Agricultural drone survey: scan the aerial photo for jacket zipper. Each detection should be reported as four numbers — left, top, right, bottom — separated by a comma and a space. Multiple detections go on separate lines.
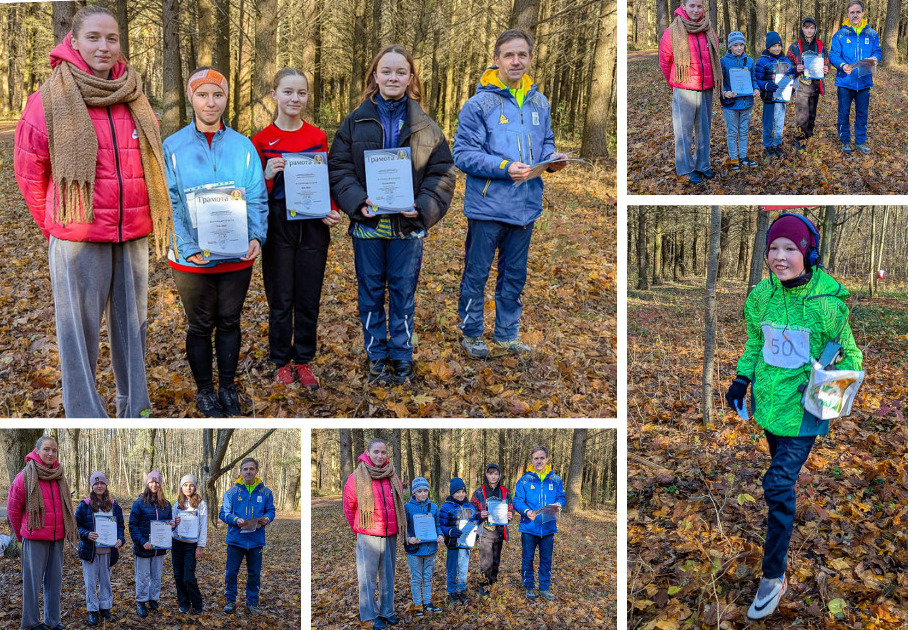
378, 480, 388, 536
697, 33, 705, 90
107, 108, 125, 242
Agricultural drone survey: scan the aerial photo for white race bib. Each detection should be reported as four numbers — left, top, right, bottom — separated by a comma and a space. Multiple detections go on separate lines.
761, 324, 810, 369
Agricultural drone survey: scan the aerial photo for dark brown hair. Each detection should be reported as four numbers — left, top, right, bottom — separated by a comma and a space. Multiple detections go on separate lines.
359, 45, 423, 105
90, 488, 113, 513
494, 29, 534, 57
72, 6, 118, 38
141, 485, 169, 509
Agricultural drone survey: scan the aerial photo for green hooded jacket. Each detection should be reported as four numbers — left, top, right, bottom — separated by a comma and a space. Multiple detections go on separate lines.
736, 268, 863, 437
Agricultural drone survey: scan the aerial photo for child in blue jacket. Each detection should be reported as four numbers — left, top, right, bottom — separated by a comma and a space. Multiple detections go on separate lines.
438, 477, 478, 605
828, 1, 882, 153
755, 32, 795, 159
128, 470, 174, 619
76, 471, 125, 627
720, 31, 760, 170
403, 477, 443, 616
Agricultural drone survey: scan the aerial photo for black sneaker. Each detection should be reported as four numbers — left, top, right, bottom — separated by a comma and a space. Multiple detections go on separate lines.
136, 602, 148, 618
478, 586, 490, 597
368, 358, 391, 384
147, 600, 159, 611
223, 602, 236, 614
424, 604, 442, 613
763, 147, 775, 159
699, 168, 716, 179
87, 612, 99, 627
191, 608, 202, 615
195, 389, 224, 418
98, 610, 112, 620
179, 605, 189, 613
794, 139, 806, 151
218, 384, 242, 416
382, 614, 399, 625
447, 593, 459, 605
391, 360, 414, 383
245, 606, 259, 616
741, 158, 758, 167
458, 591, 471, 603
412, 605, 424, 617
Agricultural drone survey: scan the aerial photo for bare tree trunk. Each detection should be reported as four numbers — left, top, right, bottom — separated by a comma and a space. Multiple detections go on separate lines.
161, 0, 185, 137
656, 0, 670, 34
196, 0, 214, 66
353, 429, 365, 459
881, 0, 901, 67
139, 429, 157, 474
405, 430, 415, 485
874, 205, 890, 294
214, 0, 230, 74
392, 429, 402, 480
200, 429, 276, 525
252, 0, 277, 133
510, 0, 540, 36
867, 207, 877, 297
115, 0, 129, 61
339, 429, 354, 486
564, 429, 586, 514
438, 430, 452, 502
748, 209, 770, 293
702, 206, 722, 425
820, 206, 836, 269
581, 0, 616, 159
636, 208, 650, 289
652, 218, 663, 285
419, 429, 430, 479
0, 429, 44, 486
709, 0, 718, 32
52, 2, 80, 44
66, 429, 81, 497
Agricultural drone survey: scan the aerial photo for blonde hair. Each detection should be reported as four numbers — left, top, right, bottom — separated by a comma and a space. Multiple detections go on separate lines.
272, 67, 309, 91
72, 6, 118, 37
360, 45, 423, 105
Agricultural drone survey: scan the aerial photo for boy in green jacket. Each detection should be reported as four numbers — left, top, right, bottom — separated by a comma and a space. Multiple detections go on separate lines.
726, 214, 862, 620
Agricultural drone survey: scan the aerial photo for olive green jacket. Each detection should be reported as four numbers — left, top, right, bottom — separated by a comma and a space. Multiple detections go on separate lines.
736, 269, 863, 437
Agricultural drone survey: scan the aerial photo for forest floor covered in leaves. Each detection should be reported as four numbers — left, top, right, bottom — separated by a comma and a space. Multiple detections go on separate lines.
627, 278, 908, 628
626, 51, 908, 195
0, 134, 616, 418
0, 502, 301, 628
310, 496, 617, 629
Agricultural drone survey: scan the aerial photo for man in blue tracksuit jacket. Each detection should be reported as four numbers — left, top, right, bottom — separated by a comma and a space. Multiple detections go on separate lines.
453, 29, 567, 360
219, 457, 275, 614
513, 445, 566, 601
828, 1, 882, 154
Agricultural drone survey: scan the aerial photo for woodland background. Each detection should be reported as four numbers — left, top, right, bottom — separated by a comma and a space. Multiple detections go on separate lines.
0, 0, 617, 418
0, 428, 301, 628
628, 207, 908, 627
626, 1, 908, 194
311, 428, 617, 629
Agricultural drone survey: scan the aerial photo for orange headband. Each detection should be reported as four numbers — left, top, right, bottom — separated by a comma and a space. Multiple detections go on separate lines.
186, 68, 229, 100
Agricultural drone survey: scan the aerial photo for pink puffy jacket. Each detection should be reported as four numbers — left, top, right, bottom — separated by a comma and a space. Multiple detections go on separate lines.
7, 451, 68, 543
342, 453, 399, 537
14, 34, 153, 243
659, 6, 715, 91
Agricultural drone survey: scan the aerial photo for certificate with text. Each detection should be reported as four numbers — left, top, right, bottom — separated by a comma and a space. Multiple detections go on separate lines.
412, 513, 436, 542
728, 68, 752, 96
94, 515, 117, 548
364, 148, 414, 214
486, 498, 508, 526
149, 520, 172, 550
194, 186, 249, 259
175, 509, 199, 542
803, 53, 824, 79
456, 519, 478, 548
283, 152, 331, 219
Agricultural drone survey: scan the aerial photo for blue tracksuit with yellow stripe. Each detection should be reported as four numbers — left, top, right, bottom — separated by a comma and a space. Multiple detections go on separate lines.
513, 464, 566, 591
219, 476, 275, 607
454, 68, 558, 343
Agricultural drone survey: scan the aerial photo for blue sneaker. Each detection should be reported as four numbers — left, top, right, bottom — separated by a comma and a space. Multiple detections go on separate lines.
687, 171, 702, 184
699, 168, 716, 179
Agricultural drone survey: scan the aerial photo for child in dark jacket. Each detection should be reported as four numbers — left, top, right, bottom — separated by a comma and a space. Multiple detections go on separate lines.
786, 17, 829, 150
470, 463, 513, 597
720, 31, 760, 170
438, 477, 478, 605
403, 477, 443, 616
128, 470, 175, 619
75, 471, 125, 627
755, 32, 795, 158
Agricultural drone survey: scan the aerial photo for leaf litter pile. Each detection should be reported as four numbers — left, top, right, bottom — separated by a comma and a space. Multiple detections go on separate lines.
310, 497, 617, 628
628, 280, 908, 628
0, 504, 301, 629
0, 138, 615, 418
626, 52, 908, 195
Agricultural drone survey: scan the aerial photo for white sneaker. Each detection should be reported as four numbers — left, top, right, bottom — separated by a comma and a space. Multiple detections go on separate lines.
747, 576, 787, 620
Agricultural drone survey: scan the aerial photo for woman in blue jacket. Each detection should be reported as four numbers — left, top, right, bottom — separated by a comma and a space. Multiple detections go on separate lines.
403, 477, 443, 616
328, 44, 455, 385
128, 470, 174, 619
828, 0, 882, 154
75, 471, 125, 627
513, 446, 566, 601
162, 67, 268, 417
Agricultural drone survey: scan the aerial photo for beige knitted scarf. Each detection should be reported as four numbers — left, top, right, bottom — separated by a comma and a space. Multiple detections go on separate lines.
669, 11, 723, 90
353, 458, 407, 535
23, 456, 78, 546
40, 60, 174, 257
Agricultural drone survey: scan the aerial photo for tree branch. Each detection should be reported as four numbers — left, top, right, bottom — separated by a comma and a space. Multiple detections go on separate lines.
213, 429, 277, 479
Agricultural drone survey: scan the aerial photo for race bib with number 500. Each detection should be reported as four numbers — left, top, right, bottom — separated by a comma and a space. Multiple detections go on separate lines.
761, 324, 810, 369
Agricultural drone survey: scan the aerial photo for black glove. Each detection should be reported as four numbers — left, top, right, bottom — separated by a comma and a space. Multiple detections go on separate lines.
725, 375, 751, 409
764, 82, 779, 93
448, 528, 462, 539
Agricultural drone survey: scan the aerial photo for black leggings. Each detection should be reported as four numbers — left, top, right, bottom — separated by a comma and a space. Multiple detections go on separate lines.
172, 266, 253, 391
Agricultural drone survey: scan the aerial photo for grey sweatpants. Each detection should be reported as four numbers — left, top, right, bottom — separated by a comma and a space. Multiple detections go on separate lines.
82, 552, 113, 611
356, 533, 397, 622
48, 237, 151, 418
134, 555, 164, 602
671, 87, 713, 175
21, 538, 64, 629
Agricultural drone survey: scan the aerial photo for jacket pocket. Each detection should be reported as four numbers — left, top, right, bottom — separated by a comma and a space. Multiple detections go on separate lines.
481, 179, 492, 197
